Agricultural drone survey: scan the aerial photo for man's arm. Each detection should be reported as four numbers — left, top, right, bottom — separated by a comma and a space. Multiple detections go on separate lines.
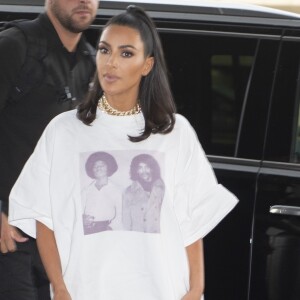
0, 212, 28, 253
182, 239, 205, 300
36, 221, 71, 300
0, 29, 26, 112
0, 29, 27, 252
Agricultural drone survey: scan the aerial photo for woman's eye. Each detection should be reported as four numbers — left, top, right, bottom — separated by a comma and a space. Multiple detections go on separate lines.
122, 51, 133, 58
98, 47, 109, 54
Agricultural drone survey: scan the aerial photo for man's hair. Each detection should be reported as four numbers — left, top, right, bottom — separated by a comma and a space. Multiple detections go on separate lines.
85, 151, 118, 178
129, 154, 161, 182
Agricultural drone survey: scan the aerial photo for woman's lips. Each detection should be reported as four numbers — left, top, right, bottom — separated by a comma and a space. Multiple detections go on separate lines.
104, 74, 119, 83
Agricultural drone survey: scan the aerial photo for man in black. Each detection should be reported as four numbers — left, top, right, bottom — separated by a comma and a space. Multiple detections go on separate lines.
0, 0, 98, 299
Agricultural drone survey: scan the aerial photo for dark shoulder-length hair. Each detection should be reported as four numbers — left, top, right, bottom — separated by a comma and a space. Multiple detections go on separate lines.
77, 5, 176, 142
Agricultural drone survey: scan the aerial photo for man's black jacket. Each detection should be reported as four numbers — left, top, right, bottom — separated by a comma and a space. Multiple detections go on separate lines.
0, 13, 96, 214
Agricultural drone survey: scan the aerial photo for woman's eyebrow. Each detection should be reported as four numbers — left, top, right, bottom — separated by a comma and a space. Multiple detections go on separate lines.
99, 41, 137, 50
98, 40, 110, 46
119, 45, 137, 50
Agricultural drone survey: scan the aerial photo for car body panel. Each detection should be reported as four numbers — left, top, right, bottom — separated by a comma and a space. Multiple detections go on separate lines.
1, 1, 300, 300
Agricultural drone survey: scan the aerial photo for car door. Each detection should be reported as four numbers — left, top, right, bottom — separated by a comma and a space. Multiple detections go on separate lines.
159, 23, 281, 300
250, 35, 300, 300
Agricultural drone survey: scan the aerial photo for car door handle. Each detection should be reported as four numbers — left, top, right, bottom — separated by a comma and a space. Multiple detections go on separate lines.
269, 205, 300, 216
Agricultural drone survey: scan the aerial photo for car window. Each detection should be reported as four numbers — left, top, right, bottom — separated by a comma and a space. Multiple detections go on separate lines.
210, 54, 253, 156
161, 32, 256, 157
295, 107, 300, 161
263, 40, 300, 163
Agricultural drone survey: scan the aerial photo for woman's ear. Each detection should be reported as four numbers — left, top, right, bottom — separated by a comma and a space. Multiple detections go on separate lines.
142, 57, 154, 76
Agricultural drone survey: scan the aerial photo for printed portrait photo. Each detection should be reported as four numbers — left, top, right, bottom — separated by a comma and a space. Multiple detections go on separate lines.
80, 151, 165, 235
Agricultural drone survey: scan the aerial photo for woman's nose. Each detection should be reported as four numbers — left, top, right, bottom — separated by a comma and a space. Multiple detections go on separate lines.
106, 54, 118, 68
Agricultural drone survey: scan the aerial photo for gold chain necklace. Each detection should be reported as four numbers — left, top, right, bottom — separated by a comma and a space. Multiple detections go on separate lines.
97, 94, 141, 116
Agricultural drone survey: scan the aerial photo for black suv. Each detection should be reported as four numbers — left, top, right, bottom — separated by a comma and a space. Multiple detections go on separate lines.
1, 1, 300, 300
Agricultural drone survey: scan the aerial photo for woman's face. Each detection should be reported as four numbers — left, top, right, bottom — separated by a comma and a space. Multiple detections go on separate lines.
96, 25, 153, 101
93, 160, 108, 179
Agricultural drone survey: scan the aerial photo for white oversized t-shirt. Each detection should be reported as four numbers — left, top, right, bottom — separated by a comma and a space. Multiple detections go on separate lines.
9, 109, 238, 300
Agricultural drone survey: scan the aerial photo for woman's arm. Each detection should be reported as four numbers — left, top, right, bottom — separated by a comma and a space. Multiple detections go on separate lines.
182, 239, 205, 300
36, 221, 71, 300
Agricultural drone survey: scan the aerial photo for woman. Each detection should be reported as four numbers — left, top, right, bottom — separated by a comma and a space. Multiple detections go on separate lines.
9, 6, 238, 300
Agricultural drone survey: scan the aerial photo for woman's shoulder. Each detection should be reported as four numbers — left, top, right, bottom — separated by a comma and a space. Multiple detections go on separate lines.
170, 113, 201, 146
174, 113, 194, 131
49, 109, 80, 127
42, 109, 82, 138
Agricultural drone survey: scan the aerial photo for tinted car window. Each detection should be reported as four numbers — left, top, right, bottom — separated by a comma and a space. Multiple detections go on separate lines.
161, 32, 279, 159
162, 33, 256, 156
263, 40, 300, 162
210, 54, 253, 152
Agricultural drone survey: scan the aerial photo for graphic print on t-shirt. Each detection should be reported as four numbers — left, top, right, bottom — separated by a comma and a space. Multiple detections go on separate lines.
80, 150, 165, 235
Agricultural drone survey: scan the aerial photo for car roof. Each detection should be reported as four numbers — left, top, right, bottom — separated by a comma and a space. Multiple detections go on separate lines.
0, 0, 300, 19
105, 0, 300, 17
1, 0, 300, 28
99, 0, 300, 19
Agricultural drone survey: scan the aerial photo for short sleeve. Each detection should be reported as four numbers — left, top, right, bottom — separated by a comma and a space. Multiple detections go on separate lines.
173, 116, 238, 246
8, 121, 55, 238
